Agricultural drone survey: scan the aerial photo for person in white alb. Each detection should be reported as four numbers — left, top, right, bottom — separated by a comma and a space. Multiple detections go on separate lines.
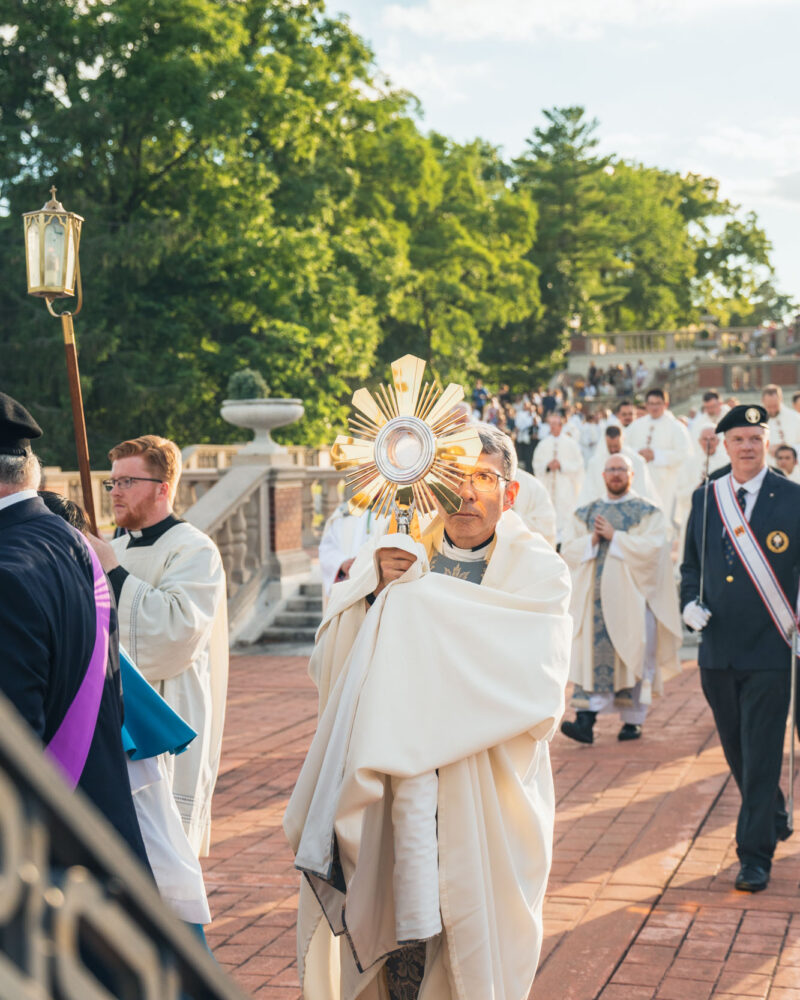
559, 454, 681, 744
577, 426, 661, 509
512, 468, 557, 546
88, 435, 228, 857
319, 501, 389, 599
689, 391, 729, 445
775, 444, 800, 484
762, 384, 800, 464
533, 411, 584, 545
624, 388, 692, 533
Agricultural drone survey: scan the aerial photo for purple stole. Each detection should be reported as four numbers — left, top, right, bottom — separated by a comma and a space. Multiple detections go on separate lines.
45, 537, 111, 788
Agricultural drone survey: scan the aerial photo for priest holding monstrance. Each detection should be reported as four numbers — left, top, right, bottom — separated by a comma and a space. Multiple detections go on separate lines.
284, 356, 572, 1000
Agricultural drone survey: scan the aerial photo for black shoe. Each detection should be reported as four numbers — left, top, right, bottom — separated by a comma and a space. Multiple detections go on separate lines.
560, 711, 596, 745
734, 864, 769, 892
618, 723, 642, 741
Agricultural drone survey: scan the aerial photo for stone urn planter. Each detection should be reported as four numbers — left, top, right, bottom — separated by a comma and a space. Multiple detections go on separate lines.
220, 398, 304, 455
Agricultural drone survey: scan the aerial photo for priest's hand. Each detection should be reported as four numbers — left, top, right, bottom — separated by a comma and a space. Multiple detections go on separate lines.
373, 547, 418, 597
639, 447, 655, 462
682, 600, 711, 631
547, 459, 561, 471
594, 515, 615, 540
86, 533, 120, 573
336, 558, 355, 582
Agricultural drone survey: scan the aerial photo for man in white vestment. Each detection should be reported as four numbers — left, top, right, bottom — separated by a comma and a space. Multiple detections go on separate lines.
533, 411, 584, 546
284, 425, 572, 1000
775, 445, 800, 484
559, 455, 682, 744
689, 391, 729, 444
762, 385, 800, 463
512, 467, 557, 546
319, 501, 389, 597
577, 426, 661, 508
88, 435, 228, 857
625, 388, 692, 532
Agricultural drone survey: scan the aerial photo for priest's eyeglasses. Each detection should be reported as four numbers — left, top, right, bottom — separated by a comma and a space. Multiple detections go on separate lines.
462, 471, 507, 493
102, 476, 165, 492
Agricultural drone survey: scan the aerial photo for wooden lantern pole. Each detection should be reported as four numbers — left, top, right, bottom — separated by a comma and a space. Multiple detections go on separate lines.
46, 266, 98, 535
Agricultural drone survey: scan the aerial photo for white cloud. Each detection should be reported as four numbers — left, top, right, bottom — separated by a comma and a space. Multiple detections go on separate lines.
379, 43, 490, 104
383, 0, 793, 43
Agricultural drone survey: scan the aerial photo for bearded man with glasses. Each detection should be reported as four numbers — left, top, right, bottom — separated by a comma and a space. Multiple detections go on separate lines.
88, 434, 228, 858
285, 424, 572, 1000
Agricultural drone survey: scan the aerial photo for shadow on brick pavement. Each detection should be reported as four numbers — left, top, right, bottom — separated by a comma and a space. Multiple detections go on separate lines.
202, 652, 800, 1000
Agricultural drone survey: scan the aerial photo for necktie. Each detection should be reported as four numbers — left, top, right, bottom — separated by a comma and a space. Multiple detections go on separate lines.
723, 487, 748, 567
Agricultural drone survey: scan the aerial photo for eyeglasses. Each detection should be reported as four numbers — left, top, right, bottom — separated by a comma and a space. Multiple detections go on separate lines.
462, 471, 508, 493
102, 476, 164, 492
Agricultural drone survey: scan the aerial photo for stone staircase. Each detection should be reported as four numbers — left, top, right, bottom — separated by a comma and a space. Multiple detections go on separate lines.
256, 581, 323, 645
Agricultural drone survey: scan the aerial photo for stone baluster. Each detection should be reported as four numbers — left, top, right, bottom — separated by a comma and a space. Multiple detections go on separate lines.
215, 518, 235, 598
244, 492, 260, 575
301, 474, 317, 547
230, 506, 248, 585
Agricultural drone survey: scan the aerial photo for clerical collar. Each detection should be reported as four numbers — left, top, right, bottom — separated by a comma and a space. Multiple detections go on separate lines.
126, 513, 183, 547
441, 529, 494, 562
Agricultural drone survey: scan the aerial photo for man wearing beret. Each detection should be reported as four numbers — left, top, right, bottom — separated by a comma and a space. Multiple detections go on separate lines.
681, 404, 800, 892
0, 391, 150, 870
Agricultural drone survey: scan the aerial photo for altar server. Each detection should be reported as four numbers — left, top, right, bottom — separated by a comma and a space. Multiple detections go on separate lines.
762, 384, 800, 463
625, 388, 692, 530
560, 455, 681, 744
285, 424, 571, 1000
533, 411, 584, 545
88, 435, 228, 857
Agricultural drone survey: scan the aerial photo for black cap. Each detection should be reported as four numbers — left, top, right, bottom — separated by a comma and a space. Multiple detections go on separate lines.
0, 392, 43, 456
715, 404, 768, 435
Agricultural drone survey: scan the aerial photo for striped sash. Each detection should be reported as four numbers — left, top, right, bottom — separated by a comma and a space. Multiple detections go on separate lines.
713, 475, 797, 647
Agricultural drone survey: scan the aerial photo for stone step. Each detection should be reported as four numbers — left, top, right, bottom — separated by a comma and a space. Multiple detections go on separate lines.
273, 611, 321, 628
258, 626, 319, 643
286, 597, 323, 613
300, 582, 323, 597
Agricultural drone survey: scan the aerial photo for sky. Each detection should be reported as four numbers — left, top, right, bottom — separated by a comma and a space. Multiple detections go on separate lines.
332, 0, 800, 307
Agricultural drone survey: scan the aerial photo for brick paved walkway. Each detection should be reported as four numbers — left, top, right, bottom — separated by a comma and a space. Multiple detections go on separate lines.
204, 653, 800, 1000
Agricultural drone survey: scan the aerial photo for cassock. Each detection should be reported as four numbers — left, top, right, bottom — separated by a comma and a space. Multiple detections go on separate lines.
576, 444, 661, 509
284, 511, 572, 1000
625, 412, 692, 528
767, 406, 800, 462
561, 494, 681, 721
0, 494, 151, 869
532, 432, 584, 543
512, 468, 557, 546
110, 515, 228, 856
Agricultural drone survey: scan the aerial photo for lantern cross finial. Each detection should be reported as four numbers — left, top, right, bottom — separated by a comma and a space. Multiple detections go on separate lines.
49, 185, 58, 201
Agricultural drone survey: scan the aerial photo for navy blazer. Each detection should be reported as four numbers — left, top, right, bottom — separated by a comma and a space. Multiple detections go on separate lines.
680, 469, 800, 671
0, 497, 150, 870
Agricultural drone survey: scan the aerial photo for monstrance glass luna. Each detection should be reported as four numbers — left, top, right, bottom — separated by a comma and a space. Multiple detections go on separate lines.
331, 355, 482, 532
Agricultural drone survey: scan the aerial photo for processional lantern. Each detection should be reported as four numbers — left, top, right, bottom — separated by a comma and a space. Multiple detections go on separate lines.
22, 188, 97, 533
331, 354, 482, 533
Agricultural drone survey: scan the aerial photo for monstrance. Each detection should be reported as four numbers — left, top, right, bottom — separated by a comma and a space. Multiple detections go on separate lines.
331, 355, 482, 533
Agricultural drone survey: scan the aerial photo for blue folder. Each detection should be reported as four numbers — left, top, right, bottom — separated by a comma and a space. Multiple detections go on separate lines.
119, 648, 196, 760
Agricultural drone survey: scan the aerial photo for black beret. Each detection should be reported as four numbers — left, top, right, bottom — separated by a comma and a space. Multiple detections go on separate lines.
715, 404, 768, 435
0, 392, 43, 456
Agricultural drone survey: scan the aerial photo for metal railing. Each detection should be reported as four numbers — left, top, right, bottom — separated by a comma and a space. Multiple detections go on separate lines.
0, 692, 248, 1000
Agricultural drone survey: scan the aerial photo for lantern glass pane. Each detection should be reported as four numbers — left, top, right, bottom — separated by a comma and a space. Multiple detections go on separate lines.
26, 219, 41, 289
44, 217, 65, 290
64, 224, 76, 290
